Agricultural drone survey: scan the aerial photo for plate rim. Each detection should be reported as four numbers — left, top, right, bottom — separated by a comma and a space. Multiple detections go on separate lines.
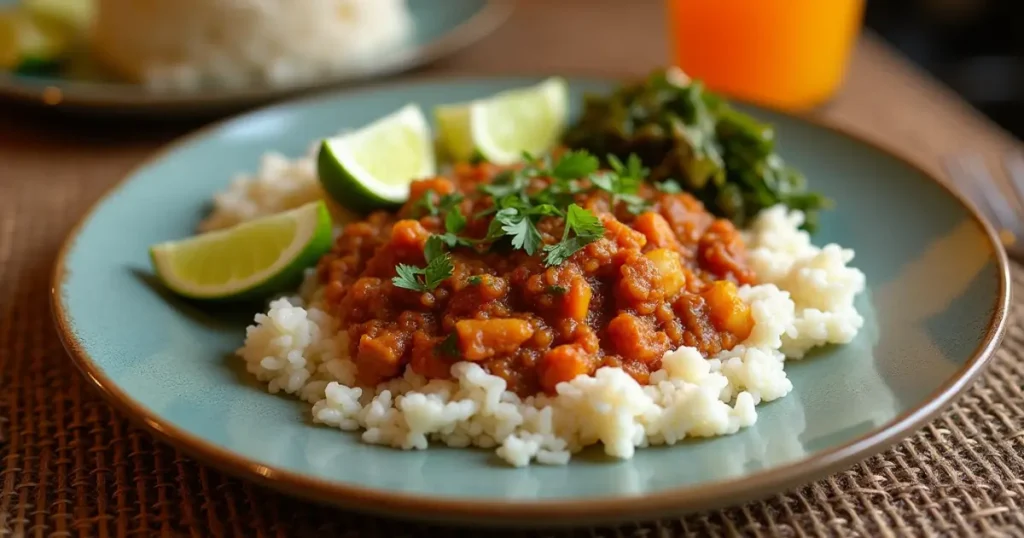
50, 74, 1012, 526
0, 0, 515, 113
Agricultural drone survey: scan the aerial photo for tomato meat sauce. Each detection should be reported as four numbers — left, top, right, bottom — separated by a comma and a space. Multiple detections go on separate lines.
316, 162, 757, 396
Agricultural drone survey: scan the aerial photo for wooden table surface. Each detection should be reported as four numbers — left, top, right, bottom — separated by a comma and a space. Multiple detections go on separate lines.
3, 1, 1024, 536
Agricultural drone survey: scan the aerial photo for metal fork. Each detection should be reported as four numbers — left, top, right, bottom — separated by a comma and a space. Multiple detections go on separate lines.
944, 152, 1024, 262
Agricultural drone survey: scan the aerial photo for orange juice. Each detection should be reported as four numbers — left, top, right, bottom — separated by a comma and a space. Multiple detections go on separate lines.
667, 0, 865, 111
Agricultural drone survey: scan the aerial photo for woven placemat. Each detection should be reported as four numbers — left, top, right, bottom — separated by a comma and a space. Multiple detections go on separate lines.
3, 137, 1024, 538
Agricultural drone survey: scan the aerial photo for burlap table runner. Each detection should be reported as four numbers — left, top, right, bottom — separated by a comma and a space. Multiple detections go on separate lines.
4, 3, 1024, 533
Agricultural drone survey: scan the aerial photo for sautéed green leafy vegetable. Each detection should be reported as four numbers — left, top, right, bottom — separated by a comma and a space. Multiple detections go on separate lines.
562, 69, 830, 231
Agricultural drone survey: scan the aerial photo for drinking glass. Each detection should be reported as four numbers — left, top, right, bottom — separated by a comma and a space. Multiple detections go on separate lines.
666, 0, 866, 111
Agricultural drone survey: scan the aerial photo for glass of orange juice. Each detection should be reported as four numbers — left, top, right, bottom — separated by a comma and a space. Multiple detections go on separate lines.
667, 0, 865, 111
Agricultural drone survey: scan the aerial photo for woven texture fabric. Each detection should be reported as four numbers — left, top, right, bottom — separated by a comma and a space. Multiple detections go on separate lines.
1, 141, 1023, 538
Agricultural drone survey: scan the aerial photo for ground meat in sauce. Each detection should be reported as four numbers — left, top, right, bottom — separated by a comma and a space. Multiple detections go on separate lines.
316, 162, 757, 396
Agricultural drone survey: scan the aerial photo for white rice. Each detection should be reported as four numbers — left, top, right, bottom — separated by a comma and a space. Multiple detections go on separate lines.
235, 203, 866, 466
92, 0, 412, 91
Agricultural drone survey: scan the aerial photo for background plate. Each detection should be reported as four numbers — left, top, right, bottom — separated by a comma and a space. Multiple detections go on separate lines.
0, 0, 512, 116
53, 77, 1009, 526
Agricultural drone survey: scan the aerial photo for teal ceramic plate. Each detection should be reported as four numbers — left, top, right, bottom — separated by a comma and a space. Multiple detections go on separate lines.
52, 77, 1010, 526
0, 0, 512, 115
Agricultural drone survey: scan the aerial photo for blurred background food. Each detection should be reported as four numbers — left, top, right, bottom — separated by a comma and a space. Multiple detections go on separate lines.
0, 0, 92, 75
92, 0, 410, 91
1, 0, 412, 90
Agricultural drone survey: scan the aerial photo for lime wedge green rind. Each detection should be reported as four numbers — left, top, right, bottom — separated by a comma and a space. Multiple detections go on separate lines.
14, 55, 61, 74
149, 201, 333, 301
317, 103, 435, 212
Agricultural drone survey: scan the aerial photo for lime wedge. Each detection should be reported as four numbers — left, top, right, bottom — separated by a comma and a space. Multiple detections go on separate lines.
318, 103, 435, 212
23, 0, 93, 32
0, 7, 71, 73
435, 77, 569, 165
149, 201, 333, 301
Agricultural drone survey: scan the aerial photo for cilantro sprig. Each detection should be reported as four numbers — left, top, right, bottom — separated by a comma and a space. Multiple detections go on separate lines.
655, 179, 683, 194
551, 151, 600, 180
438, 202, 473, 249
393, 190, 473, 292
476, 151, 607, 263
591, 154, 650, 215
411, 190, 464, 219
543, 203, 605, 266
483, 201, 561, 256
392, 236, 454, 292
395, 149, 659, 286
437, 333, 460, 357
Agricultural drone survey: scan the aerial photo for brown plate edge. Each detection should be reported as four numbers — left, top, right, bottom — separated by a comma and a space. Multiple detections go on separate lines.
48, 72, 1013, 527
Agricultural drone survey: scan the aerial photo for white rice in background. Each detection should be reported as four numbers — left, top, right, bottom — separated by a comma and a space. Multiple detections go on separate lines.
199, 151, 321, 232
92, 0, 413, 91
235, 200, 867, 467
199, 142, 356, 233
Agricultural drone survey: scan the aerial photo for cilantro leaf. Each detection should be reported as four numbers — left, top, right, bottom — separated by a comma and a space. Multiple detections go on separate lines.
445, 208, 467, 234
469, 149, 488, 165
590, 153, 650, 215
619, 194, 650, 215
608, 153, 648, 180
527, 203, 563, 218
469, 151, 615, 265
467, 275, 483, 285
425, 235, 447, 262
419, 195, 471, 250
626, 154, 647, 179
606, 154, 626, 175
483, 208, 513, 243
423, 252, 454, 290
498, 210, 542, 255
543, 204, 605, 266
520, 151, 551, 171
543, 236, 596, 267
551, 150, 599, 180
656, 179, 683, 193
532, 177, 583, 207
437, 333, 461, 358
527, 151, 598, 207
393, 264, 428, 291
438, 232, 473, 249
564, 203, 606, 238
438, 193, 464, 214
410, 189, 438, 218
392, 236, 454, 292
411, 190, 463, 218
479, 170, 528, 200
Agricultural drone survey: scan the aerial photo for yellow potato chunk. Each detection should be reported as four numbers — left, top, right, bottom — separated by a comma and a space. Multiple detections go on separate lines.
644, 248, 686, 296
456, 319, 535, 361
702, 280, 754, 340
